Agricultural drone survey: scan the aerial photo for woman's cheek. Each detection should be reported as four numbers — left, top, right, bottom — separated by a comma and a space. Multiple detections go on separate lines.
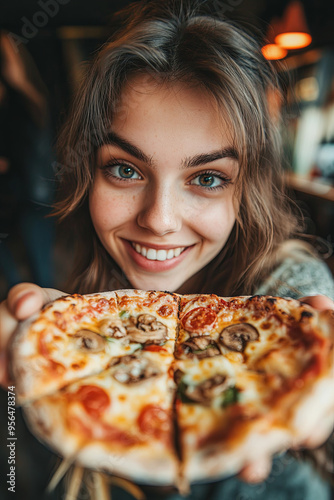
189, 196, 236, 243
89, 184, 135, 230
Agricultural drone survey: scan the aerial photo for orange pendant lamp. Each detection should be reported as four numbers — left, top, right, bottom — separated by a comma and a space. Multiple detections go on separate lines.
275, 1, 312, 50
262, 17, 288, 60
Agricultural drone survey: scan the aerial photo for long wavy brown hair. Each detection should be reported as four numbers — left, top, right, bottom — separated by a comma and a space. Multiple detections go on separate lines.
54, 0, 305, 296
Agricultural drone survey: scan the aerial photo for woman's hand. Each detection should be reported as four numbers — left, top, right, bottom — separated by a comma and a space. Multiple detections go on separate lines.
0, 283, 66, 388
238, 294, 334, 483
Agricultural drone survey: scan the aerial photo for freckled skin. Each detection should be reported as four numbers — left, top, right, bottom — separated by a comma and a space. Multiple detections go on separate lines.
89, 76, 239, 292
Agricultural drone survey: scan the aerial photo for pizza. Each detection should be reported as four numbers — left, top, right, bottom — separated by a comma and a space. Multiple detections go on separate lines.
9, 290, 334, 488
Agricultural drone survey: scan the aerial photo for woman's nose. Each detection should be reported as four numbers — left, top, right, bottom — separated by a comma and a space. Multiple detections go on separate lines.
136, 185, 182, 236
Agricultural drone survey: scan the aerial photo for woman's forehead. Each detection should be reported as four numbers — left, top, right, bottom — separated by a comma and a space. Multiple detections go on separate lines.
118, 73, 213, 107
112, 73, 237, 147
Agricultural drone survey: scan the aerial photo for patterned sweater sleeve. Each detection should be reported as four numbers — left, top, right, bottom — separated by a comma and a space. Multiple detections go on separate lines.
254, 256, 334, 300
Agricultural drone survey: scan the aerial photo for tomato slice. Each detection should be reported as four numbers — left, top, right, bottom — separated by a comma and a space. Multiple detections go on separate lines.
181, 307, 217, 333
75, 385, 110, 418
137, 404, 171, 442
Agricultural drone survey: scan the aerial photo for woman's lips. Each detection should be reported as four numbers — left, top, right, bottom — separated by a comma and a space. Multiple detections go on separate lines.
122, 239, 194, 272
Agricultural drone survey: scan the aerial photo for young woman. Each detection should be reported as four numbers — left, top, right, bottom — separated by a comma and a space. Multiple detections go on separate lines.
1, 1, 334, 499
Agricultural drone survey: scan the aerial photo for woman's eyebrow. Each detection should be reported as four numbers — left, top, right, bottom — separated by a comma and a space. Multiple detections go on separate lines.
105, 131, 153, 165
182, 148, 238, 168
104, 131, 238, 168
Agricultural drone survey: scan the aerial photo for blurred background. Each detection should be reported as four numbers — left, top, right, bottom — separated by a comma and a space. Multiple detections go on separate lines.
0, 1, 334, 498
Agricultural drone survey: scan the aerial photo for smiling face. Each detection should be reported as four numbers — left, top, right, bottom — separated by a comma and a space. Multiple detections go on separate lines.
89, 76, 239, 292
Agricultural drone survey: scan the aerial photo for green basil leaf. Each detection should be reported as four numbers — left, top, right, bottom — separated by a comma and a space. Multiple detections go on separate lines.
221, 386, 240, 408
177, 380, 194, 404
119, 310, 129, 318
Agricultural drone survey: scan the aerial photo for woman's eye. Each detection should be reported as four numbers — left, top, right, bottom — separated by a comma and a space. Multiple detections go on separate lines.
190, 172, 230, 190
102, 163, 141, 180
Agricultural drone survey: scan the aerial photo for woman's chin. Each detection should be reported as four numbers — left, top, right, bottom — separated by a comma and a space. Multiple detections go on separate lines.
127, 274, 183, 293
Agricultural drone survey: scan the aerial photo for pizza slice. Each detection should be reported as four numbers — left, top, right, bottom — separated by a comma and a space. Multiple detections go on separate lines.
175, 295, 334, 483
23, 349, 179, 485
11, 290, 180, 404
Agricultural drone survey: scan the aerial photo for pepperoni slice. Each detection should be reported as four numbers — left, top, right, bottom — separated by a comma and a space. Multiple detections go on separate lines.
137, 405, 171, 442
181, 307, 217, 333
75, 385, 110, 418
158, 305, 174, 317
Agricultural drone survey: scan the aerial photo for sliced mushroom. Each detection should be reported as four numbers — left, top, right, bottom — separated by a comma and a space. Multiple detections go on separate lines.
219, 323, 259, 352
73, 330, 106, 353
137, 314, 156, 325
99, 318, 127, 339
112, 355, 160, 384
185, 374, 228, 404
177, 336, 221, 359
124, 314, 168, 345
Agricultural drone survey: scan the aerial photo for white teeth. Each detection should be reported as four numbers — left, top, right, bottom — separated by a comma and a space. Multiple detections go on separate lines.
146, 249, 157, 260
131, 243, 186, 261
167, 249, 174, 259
157, 249, 167, 261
